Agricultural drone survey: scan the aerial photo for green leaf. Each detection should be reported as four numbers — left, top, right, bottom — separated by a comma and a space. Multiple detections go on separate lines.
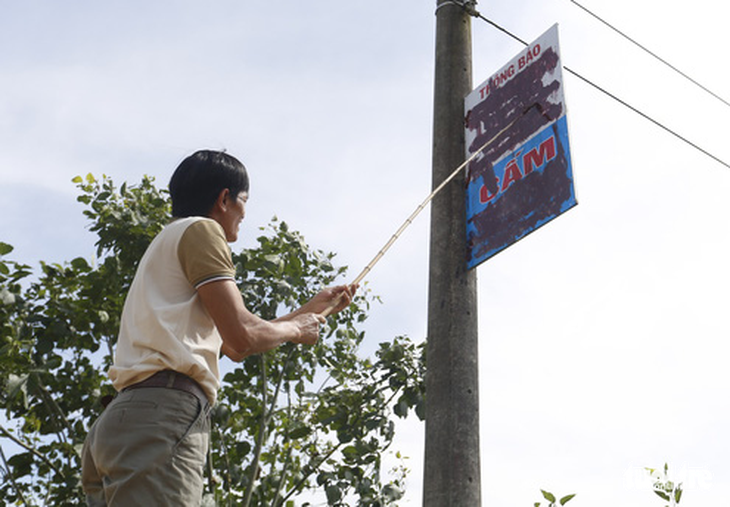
541, 490, 556, 503
325, 485, 342, 504
317, 472, 334, 486
8, 452, 33, 475
342, 445, 359, 461
654, 490, 671, 501
71, 257, 90, 271
560, 494, 576, 505
0, 242, 13, 256
6, 373, 30, 408
288, 425, 312, 440
381, 483, 403, 501
394, 397, 409, 417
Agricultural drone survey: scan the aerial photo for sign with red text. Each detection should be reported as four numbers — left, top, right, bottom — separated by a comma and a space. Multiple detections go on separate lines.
464, 24, 577, 269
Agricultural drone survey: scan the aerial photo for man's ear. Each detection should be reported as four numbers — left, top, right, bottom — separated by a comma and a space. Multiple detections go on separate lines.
208, 188, 231, 219
215, 188, 231, 211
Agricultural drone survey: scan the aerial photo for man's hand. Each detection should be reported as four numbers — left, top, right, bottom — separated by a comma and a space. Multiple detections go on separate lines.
290, 313, 327, 345
302, 284, 358, 317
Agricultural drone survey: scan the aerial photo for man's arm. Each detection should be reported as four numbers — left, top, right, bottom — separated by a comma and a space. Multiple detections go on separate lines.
275, 285, 356, 322
220, 341, 246, 362
197, 279, 325, 361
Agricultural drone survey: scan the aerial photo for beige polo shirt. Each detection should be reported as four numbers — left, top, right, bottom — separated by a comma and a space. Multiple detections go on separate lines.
108, 217, 236, 405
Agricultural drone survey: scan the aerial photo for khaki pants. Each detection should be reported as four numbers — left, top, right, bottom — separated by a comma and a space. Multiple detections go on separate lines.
81, 387, 210, 506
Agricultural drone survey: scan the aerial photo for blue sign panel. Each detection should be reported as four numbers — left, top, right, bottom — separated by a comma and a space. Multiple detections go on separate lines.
464, 24, 577, 269
465, 116, 577, 268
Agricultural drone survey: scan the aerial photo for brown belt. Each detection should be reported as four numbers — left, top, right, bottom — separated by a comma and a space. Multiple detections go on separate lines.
124, 370, 209, 409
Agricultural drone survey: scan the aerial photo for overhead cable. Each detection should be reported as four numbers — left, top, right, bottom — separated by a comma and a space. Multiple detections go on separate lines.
564, 69, 730, 170
447, 3, 730, 170
568, 0, 730, 109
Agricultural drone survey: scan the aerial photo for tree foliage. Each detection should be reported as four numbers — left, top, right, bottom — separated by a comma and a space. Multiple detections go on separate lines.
0, 174, 425, 506
534, 489, 575, 507
646, 463, 683, 506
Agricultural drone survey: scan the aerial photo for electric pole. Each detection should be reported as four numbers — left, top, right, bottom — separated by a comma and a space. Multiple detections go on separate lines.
423, 1, 480, 505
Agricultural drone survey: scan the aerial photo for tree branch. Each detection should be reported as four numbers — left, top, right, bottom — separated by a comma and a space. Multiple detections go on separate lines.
280, 441, 343, 504
271, 385, 294, 506
0, 424, 64, 477
33, 374, 74, 439
241, 355, 268, 507
211, 424, 232, 507
265, 348, 295, 427
0, 440, 30, 507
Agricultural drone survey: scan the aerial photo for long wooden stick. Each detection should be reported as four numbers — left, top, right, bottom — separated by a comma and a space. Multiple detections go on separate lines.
320, 104, 538, 317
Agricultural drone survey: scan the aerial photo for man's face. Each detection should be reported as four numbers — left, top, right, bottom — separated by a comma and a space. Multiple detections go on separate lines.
221, 191, 248, 242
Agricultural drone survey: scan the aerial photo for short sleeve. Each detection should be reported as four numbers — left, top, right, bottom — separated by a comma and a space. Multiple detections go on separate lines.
178, 219, 236, 288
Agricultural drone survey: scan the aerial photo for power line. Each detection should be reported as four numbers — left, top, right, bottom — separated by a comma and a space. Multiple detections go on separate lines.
564, 69, 730, 170
447, 2, 730, 170
568, 0, 730, 109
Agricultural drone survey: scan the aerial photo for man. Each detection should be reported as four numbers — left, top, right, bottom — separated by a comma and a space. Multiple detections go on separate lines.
81, 150, 353, 505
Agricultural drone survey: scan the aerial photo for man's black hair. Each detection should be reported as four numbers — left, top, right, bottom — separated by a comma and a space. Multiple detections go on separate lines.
169, 150, 249, 218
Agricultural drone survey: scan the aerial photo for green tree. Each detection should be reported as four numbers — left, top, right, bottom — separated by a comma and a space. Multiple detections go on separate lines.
0, 175, 425, 506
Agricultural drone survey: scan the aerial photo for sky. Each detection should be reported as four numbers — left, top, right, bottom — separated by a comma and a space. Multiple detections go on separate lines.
2, 0, 730, 505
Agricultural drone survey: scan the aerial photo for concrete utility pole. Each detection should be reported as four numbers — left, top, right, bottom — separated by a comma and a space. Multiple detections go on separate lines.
423, 1, 480, 506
